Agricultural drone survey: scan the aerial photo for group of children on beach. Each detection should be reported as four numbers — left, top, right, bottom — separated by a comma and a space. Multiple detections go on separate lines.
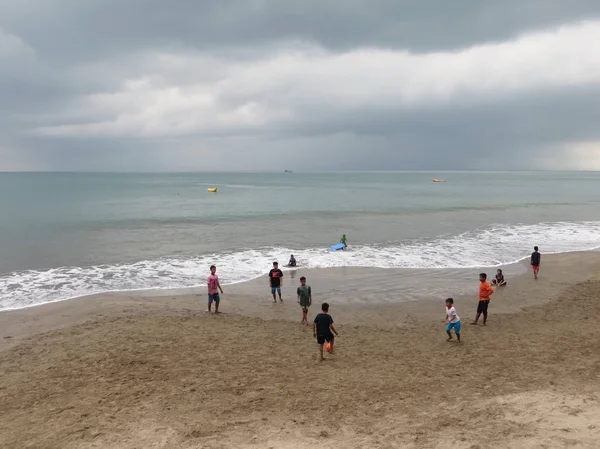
207, 245, 541, 358
444, 246, 542, 341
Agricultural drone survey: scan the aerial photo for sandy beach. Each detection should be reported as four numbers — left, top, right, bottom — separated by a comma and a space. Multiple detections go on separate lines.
2, 252, 600, 448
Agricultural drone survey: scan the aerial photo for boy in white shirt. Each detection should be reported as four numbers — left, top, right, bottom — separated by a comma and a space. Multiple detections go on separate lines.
445, 298, 461, 342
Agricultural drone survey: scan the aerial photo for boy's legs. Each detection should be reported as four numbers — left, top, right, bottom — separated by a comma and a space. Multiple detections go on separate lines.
472, 301, 487, 324
317, 335, 325, 361
207, 294, 213, 313
328, 335, 335, 354
214, 295, 220, 313
271, 287, 277, 303
482, 301, 489, 325
302, 307, 308, 324
278, 288, 283, 302
446, 323, 453, 340
455, 321, 461, 342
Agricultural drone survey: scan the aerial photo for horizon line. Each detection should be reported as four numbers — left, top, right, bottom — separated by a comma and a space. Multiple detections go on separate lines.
2, 169, 600, 174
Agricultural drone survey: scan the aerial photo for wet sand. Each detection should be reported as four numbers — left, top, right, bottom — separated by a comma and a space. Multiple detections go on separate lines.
2, 252, 600, 448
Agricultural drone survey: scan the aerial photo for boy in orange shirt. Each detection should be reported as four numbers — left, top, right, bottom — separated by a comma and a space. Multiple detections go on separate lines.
471, 272, 494, 326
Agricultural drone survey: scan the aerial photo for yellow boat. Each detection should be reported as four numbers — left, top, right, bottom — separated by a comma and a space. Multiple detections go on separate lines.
207, 187, 217, 192
432, 179, 446, 183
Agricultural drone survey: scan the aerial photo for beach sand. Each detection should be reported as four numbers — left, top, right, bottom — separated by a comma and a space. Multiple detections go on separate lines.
2, 252, 600, 448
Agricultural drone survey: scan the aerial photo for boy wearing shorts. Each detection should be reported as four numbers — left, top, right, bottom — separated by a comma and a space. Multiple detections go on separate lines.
530, 246, 541, 280
444, 298, 461, 342
297, 276, 312, 325
207, 265, 223, 313
313, 302, 339, 361
269, 261, 284, 303
471, 273, 494, 325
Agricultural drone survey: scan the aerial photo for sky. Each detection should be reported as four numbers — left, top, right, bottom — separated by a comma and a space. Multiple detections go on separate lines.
1, 0, 600, 171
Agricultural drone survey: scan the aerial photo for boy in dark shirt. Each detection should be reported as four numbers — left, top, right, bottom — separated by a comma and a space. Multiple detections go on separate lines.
530, 246, 541, 280
313, 302, 339, 361
268, 261, 284, 303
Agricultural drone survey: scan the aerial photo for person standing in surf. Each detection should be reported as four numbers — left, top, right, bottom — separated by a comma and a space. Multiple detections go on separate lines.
530, 246, 541, 280
340, 234, 347, 250
269, 261, 284, 303
207, 265, 223, 314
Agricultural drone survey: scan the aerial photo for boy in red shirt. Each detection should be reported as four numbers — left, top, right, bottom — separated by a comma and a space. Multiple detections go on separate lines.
471, 272, 494, 326
207, 265, 224, 314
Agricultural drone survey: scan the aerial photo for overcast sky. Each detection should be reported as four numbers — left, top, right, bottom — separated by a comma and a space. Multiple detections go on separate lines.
2, 1, 600, 171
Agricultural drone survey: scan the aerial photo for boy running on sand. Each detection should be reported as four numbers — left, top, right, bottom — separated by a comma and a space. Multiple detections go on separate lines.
313, 303, 339, 361
207, 265, 223, 313
444, 298, 461, 342
340, 234, 347, 249
531, 246, 541, 280
297, 276, 312, 325
471, 273, 494, 325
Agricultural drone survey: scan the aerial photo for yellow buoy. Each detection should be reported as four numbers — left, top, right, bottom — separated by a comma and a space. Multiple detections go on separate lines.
207, 187, 217, 192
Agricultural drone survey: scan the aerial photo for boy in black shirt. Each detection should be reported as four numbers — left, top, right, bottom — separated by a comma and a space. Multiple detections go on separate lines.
530, 246, 541, 280
268, 261, 284, 303
313, 302, 339, 361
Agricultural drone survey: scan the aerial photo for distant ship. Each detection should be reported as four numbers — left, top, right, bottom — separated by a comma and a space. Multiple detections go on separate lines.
284, 170, 293, 173
432, 178, 446, 183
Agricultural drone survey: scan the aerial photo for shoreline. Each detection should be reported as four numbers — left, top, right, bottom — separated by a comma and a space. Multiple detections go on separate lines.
3, 251, 600, 354
2, 251, 600, 447
2, 247, 599, 315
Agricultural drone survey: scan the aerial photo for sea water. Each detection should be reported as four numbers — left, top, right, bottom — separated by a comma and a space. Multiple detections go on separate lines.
1, 171, 600, 310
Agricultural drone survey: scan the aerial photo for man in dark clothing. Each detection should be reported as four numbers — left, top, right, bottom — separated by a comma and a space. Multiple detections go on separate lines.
313, 302, 339, 361
530, 246, 541, 280
269, 261, 284, 303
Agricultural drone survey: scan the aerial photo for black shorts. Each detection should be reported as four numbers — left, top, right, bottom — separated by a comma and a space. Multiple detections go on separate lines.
477, 300, 489, 314
317, 333, 334, 345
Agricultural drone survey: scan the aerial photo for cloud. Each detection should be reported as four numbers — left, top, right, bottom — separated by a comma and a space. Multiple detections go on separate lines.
1, 1, 600, 171
35, 21, 600, 140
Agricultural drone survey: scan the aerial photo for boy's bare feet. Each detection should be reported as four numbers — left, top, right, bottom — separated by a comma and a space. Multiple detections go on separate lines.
447, 336, 453, 341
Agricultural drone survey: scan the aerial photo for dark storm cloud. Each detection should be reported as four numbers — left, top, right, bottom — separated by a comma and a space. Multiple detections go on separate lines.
3, 0, 600, 58
1, 1, 600, 171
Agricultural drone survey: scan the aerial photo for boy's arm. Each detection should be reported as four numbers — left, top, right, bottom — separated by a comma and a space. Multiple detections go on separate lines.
330, 324, 339, 336
312, 322, 316, 337
217, 279, 223, 293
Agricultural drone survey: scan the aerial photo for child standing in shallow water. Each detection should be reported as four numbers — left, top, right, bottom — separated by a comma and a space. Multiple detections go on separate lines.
444, 298, 461, 342
297, 276, 312, 325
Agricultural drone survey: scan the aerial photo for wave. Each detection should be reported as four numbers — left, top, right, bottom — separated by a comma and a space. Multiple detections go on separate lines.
2, 221, 600, 311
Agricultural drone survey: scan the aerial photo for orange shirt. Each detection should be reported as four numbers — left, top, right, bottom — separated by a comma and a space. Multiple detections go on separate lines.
479, 281, 494, 301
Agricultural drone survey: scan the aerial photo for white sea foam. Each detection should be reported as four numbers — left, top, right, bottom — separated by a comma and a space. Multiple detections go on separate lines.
2, 221, 600, 311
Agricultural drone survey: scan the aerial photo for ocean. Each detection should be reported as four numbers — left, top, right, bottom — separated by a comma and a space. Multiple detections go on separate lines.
2, 171, 600, 311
